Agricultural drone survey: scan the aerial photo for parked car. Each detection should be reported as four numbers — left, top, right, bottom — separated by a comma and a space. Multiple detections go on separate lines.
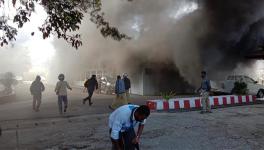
211, 75, 264, 98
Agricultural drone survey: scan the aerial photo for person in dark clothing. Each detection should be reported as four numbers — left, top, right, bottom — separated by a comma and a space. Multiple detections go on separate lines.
109, 75, 126, 110
30, 75, 45, 112
123, 73, 131, 104
197, 71, 212, 114
83, 75, 98, 106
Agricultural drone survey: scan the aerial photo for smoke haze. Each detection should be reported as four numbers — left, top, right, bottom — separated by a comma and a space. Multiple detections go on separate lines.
1, 0, 264, 88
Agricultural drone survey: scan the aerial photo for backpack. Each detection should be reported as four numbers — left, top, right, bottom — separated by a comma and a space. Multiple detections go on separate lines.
84, 79, 89, 88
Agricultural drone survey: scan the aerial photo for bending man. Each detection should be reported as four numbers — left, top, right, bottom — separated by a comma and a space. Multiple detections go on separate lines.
109, 105, 150, 150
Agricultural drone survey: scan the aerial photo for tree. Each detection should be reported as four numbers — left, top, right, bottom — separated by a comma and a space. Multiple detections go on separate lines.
0, 0, 130, 49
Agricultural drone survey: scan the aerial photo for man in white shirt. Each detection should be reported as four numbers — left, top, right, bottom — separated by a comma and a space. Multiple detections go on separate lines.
109, 105, 150, 150
55, 74, 72, 114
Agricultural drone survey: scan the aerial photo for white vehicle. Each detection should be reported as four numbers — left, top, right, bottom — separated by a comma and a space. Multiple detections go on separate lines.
211, 75, 264, 98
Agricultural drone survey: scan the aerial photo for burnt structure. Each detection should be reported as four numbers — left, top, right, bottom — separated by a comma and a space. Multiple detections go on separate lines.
130, 62, 194, 96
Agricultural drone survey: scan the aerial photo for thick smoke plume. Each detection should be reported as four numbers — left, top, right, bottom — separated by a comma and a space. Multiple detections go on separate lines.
2, 0, 264, 89
52, 0, 203, 86
55, 0, 264, 86
200, 0, 264, 79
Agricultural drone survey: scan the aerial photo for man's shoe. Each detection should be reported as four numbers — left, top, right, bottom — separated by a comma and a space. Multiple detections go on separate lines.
206, 110, 212, 113
82, 99, 86, 104
89, 102, 93, 106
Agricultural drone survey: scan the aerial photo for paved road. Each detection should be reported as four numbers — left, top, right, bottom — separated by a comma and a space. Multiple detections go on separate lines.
0, 83, 146, 121
1, 104, 264, 150
1, 84, 264, 150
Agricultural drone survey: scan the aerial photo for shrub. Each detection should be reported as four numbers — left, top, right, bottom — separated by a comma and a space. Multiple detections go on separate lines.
161, 91, 176, 101
231, 81, 248, 95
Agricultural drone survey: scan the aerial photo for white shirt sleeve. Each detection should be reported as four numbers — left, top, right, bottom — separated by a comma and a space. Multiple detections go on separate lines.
111, 118, 123, 140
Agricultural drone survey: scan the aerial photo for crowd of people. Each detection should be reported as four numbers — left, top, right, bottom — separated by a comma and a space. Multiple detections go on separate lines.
26, 70, 211, 149
27, 72, 148, 150
29, 73, 133, 114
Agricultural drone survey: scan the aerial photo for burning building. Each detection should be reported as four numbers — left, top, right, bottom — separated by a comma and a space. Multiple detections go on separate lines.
2, 0, 264, 96
60, 0, 264, 95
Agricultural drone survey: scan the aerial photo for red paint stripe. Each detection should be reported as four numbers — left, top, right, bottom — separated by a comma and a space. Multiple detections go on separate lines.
174, 101, 180, 109
222, 97, 227, 105
231, 96, 235, 104
184, 100, 190, 109
163, 101, 169, 110
246, 95, 250, 103
238, 96, 242, 104
214, 98, 219, 106
147, 101, 157, 110
195, 99, 201, 108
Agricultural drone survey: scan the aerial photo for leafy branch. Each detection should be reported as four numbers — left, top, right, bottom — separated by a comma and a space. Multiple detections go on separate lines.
0, 0, 131, 49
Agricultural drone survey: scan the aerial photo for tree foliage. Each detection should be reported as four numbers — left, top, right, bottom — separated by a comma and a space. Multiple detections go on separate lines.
0, 0, 130, 49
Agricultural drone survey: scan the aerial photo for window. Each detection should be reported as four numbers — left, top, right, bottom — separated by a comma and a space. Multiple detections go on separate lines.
244, 76, 255, 83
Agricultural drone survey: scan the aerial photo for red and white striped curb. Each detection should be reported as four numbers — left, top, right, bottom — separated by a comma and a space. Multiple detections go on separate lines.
146, 95, 257, 111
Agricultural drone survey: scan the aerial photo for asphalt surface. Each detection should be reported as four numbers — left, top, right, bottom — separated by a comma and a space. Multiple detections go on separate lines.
0, 83, 146, 121
1, 83, 264, 150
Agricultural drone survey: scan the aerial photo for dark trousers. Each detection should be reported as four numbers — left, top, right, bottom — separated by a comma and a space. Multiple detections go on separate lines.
109, 129, 124, 150
84, 89, 94, 101
109, 128, 138, 150
58, 96, 68, 114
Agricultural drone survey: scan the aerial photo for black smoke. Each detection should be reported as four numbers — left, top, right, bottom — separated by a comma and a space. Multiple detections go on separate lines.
200, 0, 264, 78
8, 0, 263, 92
65, 0, 264, 89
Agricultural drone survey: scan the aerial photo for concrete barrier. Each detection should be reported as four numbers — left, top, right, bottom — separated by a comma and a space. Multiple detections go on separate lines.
146, 95, 257, 111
